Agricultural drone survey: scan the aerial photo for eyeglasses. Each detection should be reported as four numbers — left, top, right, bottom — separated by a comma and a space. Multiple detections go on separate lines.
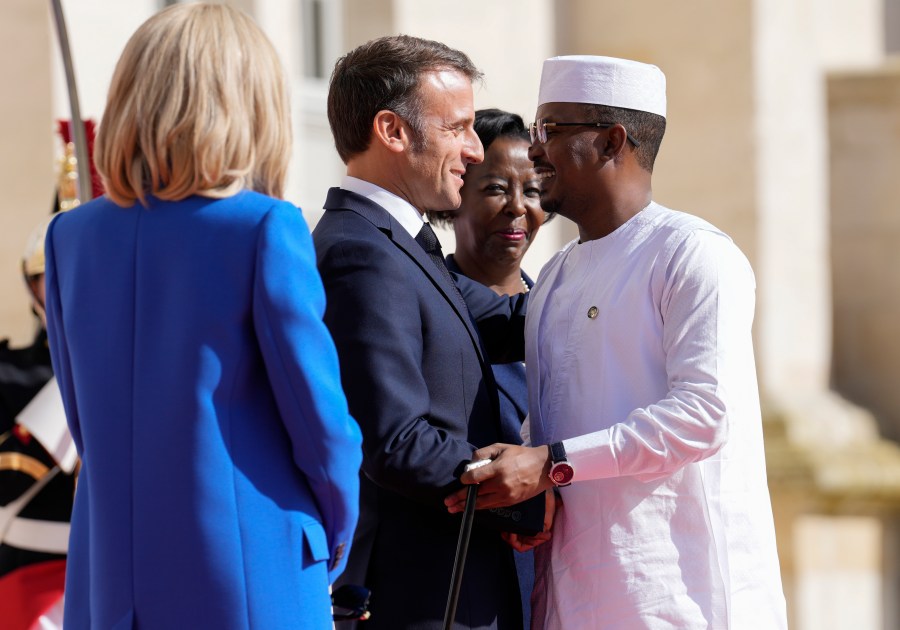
528, 119, 641, 147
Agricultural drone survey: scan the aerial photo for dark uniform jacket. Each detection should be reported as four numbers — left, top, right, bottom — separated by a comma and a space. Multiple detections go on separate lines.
0, 330, 74, 625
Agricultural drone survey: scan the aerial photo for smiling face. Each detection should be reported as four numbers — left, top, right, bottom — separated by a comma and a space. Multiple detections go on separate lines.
528, 101, 605, 223
453, 136, 545, 268
404, 69, 483, 212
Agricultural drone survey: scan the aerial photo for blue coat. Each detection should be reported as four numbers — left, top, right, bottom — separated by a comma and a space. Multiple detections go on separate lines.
313, 188, 543, 630
44, 192, 362, 629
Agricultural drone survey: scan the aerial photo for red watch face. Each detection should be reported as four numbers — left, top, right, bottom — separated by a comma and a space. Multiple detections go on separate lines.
550, 462, 575, 486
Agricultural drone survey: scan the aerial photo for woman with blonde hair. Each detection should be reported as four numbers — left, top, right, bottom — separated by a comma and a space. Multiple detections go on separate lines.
44, 4, 362, 628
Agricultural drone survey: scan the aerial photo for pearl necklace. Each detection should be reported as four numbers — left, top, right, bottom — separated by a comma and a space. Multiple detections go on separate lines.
520, 275, 530, 294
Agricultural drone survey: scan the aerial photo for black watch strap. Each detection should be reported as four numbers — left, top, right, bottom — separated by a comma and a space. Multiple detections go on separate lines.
550, 441, 567, 463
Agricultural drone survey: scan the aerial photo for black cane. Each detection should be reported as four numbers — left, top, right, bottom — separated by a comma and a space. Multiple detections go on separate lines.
442, 460, 489, 630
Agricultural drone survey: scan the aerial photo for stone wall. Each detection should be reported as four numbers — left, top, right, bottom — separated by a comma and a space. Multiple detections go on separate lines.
0, 0, 54, 346
830, 63, 900, 444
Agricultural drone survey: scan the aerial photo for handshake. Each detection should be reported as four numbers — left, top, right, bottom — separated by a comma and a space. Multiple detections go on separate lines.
444, 443, 558, 552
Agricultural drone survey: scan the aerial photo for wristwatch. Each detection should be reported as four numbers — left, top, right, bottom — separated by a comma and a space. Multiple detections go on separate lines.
548, 441, 575, 487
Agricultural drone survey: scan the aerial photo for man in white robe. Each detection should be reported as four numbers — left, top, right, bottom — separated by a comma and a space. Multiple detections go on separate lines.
445, 56, 788, 629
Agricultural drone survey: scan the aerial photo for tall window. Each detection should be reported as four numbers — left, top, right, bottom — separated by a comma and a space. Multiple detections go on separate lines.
302, 0, 343, 83
888, 0, 900, 54
295, 0, 344, 222
299, 0, 342, 109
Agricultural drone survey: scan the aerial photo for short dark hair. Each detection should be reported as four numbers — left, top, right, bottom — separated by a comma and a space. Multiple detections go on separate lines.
327, 35, 482, 164
469, 108, 530, 153
586, 104, 666, 172
429, 108, 554, 227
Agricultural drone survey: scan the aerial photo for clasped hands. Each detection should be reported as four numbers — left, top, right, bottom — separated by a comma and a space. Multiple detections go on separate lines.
444, 443, 556, 552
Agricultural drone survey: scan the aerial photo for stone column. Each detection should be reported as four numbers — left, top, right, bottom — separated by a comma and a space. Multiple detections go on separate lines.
829, 62, 900, 443
828, 65, 900, 629
0, 0, 54, 345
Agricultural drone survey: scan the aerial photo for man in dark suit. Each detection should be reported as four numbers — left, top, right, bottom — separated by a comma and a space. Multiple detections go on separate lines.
313, 35, 549, 629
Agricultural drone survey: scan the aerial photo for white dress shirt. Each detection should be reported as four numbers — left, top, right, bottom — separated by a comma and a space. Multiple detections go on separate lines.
525, 202, 787, 629
341, 175, 425, 238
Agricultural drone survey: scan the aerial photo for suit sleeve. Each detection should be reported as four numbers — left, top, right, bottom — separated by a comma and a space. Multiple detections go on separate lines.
252, 203, 362, 582
44, 214, 84, 456
316, 233, 478, 506
456, 274, 527, 364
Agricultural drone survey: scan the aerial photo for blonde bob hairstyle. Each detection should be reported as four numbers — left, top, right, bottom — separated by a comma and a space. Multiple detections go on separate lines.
95, 3, 291, 206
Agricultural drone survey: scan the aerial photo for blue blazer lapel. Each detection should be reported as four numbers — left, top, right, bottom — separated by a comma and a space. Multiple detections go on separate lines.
322, 188, 485, 362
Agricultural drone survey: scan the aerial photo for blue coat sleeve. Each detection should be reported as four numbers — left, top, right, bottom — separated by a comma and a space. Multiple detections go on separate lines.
252, 203, 363, 583
44, 214, 84, 456
456, 274, 527, 364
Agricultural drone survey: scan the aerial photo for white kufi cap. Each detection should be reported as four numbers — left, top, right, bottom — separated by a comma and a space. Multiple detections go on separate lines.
537, 55, 666, 118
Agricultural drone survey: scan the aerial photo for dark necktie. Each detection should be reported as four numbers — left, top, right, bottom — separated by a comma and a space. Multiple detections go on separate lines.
415, 223, 463, 300
416, 223, 498, 394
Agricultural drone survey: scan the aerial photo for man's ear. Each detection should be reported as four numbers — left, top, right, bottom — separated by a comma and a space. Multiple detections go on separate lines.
372, 110, 409, 154
601, 124, 629, 161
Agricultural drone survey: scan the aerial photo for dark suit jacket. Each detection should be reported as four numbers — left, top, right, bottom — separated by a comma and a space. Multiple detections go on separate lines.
314, 188, 541, 630
0, 331, 53, 433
